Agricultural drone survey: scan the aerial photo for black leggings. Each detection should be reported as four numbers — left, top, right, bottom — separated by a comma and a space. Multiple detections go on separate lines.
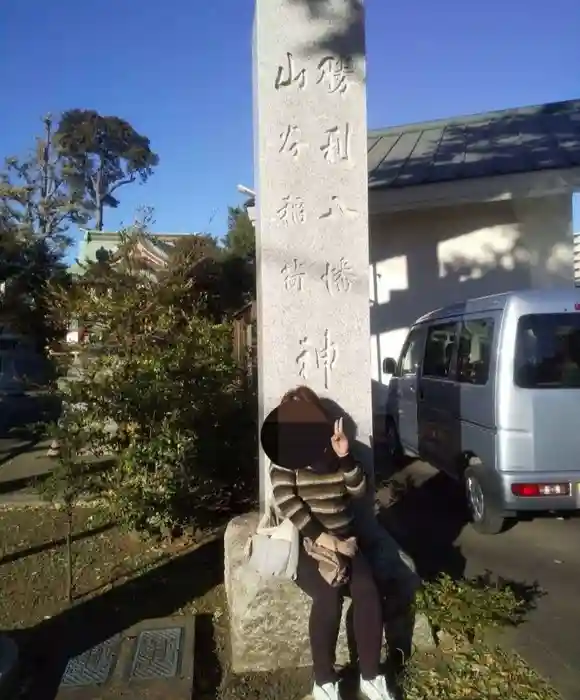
295, 546, 383, 685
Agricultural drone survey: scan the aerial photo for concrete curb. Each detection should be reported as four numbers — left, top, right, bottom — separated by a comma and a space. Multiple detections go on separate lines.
0, 634, 19, 698
0, 492, 47, 508
0, 492, 103, 509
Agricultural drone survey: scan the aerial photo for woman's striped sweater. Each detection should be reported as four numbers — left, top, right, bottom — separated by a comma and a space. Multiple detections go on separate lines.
270, 454, 366, 540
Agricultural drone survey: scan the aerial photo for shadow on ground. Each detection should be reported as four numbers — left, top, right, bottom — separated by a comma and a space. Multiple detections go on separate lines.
13, 536, 224, 700
0, 436, 46, 469
376, 461, 470, 581
375, 457, 545, 636
0, 394, 61, 439
0, 522, 116, 567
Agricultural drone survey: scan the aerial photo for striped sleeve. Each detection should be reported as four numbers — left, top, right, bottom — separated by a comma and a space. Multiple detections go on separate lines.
339, 454, 366, 499
270, 464, 324, 540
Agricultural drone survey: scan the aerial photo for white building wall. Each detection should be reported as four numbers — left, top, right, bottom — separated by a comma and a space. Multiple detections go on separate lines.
368, 194, 573, 414
575, 232, 580, 285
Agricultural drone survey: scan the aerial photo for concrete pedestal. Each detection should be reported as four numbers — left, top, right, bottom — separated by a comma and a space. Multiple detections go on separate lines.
224, 513, 434, 674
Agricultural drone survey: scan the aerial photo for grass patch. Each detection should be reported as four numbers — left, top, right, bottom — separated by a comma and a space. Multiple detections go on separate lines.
216, 645, 562, 700
0, 506, 562, 700
0, 506, 210, 631
404, 645, 561, 700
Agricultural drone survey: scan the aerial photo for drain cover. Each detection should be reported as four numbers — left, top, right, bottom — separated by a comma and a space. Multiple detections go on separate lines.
129, 627, 183, 680
60, 636, 121, 687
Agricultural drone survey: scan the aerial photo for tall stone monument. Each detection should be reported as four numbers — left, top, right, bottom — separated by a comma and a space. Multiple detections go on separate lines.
253, 0, 372, 507
224, 0, 428, 674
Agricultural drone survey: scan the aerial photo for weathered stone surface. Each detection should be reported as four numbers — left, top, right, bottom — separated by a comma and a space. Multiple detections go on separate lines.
253, 0, 374, 506
225, 513, 351, 673
129, 627, 183, 680
56, 617, 195, 700
242, 0, 436, 674
225, 513, 435, 673
60, 636, 121, 687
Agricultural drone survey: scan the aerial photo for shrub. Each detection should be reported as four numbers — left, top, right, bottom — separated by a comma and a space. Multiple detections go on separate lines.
47, 222, 257, 536
403, 645, 561, 700
416, 572, 542, 643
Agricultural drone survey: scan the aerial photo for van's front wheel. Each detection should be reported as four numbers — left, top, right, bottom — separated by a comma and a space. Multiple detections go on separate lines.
464, 465, 505, 535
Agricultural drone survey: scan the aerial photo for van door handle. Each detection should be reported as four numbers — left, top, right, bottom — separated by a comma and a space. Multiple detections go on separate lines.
418, 388, 424, 401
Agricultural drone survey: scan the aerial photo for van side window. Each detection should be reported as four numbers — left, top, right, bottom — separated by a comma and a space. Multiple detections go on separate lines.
423, 322, 457, 378
514, 313, 580, 388
397, 329, 423, 376
457, 317, 495, 385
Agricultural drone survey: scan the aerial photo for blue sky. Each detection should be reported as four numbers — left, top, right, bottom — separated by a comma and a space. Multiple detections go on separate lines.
1, 0, 579, 260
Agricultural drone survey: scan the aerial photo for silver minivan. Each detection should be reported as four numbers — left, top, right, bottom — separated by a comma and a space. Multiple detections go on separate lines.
382, 288, 580, 534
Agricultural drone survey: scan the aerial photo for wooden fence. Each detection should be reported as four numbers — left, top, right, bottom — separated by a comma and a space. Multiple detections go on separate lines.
232, 301, 257, 384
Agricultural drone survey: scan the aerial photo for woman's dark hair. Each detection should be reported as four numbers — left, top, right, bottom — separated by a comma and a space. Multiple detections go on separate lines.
280, 385, 330, 420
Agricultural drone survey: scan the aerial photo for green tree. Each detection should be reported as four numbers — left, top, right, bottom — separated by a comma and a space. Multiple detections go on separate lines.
0, 115, 87, 247
0, 116, 83, 349
39, 411, 95, 603
48, 219, 256, 536
223, 206, 255, 261
55, 109, 159, 231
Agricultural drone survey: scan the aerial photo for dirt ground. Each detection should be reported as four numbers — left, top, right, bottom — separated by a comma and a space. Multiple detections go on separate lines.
0, 505, 562, 700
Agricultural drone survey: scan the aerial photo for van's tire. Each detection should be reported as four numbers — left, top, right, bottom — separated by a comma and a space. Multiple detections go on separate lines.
464, 462, 506, 535
384, 417, 404, 467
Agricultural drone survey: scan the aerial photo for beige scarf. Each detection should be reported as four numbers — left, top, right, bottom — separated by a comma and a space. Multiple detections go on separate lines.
303, 538, 350, 587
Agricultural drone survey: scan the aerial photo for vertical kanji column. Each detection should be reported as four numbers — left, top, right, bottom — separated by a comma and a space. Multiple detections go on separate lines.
253, 0, 372, 506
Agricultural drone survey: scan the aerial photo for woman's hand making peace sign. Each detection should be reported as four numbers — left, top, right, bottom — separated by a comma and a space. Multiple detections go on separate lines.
330, 417, 349, 458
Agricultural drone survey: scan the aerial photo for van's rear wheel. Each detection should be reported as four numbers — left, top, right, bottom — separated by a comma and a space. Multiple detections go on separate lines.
464, 464, 505, 535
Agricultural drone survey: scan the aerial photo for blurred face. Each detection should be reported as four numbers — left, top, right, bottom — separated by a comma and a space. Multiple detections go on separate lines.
261, 397, 333, 469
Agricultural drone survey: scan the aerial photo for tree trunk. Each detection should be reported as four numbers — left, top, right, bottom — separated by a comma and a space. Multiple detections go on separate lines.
94, 165, 104, 230
95, 198, 104, 231
39, 117, 51, 237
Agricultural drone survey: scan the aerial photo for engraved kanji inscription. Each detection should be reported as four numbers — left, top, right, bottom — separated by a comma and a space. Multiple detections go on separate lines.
275, 53, 306, 90
320, 124, 350, 164
279, 125, 303, 158
277, 195, 306, 225
295, 331, 338, 389
281, 258, 305, 292
316, 329, 338, 390
296, 337, 310, 379
319, 196, 359, 220
322, 258, 354, 295
317, 56, 354, 94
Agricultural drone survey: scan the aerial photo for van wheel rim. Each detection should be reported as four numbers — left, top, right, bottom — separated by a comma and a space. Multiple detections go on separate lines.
466, 476, 485, 522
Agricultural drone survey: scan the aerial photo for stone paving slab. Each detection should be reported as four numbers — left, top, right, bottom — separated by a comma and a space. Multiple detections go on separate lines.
55, 617, 195, 700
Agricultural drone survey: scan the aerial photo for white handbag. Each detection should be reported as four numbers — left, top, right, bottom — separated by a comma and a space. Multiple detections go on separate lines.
245, 465, 299, 580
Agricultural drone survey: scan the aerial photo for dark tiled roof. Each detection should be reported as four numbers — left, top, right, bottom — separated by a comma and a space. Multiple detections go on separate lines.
368, 98, 580, 190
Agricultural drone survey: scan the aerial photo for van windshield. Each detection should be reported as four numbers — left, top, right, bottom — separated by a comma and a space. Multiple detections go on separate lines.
514, 313, 580, 388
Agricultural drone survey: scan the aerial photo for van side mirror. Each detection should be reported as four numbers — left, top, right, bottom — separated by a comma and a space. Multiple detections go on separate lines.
382, 357, 397, 375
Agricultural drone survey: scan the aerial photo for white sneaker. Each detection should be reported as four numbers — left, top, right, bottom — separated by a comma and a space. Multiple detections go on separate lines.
359, 674, 396, 700
312, 681, 341, 700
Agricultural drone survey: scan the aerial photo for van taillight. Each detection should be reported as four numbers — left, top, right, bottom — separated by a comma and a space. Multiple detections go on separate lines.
575, 303, 580, 311
511, 483, 570, 497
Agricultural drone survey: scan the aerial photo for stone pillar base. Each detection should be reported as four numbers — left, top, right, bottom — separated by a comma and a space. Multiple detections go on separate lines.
224, 513, 351, 673
224, 513, 435, 674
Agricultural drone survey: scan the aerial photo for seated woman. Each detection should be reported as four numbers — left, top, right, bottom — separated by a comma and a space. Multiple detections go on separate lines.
270, 386, 395, 700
